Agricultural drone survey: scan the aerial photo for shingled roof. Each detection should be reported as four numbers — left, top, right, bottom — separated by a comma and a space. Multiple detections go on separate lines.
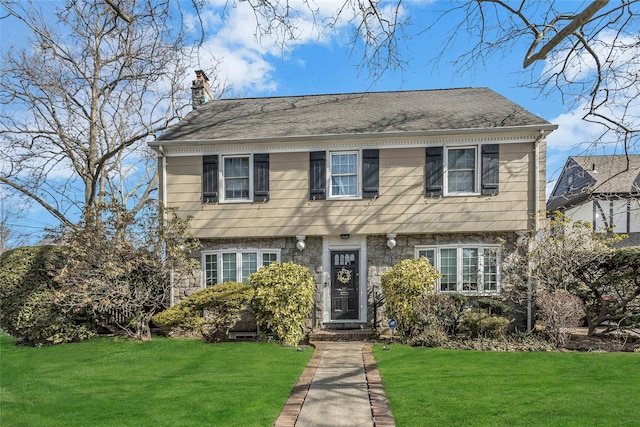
155, 87, 553, 143
571, 155, 640, 194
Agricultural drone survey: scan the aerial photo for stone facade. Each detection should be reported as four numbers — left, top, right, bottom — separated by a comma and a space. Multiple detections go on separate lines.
171, 232, 517, 333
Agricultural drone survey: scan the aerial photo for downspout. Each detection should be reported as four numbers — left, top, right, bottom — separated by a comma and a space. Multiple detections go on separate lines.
158, 145, 173, 307
527, 130, 545, 332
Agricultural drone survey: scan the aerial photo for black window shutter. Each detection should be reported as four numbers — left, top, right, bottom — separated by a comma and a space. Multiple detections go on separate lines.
309, 151, 326, 200
253, 153, 270, 202
481, 144, 500, 195
202, 155, 218, 203
425, 147, 443, 197
362, 149, 379, 199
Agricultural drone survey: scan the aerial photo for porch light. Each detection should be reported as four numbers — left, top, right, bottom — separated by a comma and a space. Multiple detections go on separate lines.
386, 233, 397, 249
296, 235, 306, 251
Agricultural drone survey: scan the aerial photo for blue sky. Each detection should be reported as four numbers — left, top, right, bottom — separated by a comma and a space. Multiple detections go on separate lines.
1, 0, 638, 244
186, 0, 629, 187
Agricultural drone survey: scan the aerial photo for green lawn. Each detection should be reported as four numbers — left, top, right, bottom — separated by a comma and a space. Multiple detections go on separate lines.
0, 331, 312, 427
374, 345, 640, 427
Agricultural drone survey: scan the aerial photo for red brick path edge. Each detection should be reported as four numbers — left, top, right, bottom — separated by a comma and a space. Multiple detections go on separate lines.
362, 344, 396, 427
273, 342, 396, 427
273, 343, 324, 427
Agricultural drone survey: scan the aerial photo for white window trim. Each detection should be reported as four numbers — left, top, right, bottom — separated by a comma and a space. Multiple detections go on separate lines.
220, 154, 253, 203
201, 249, 281, 287
444, 145, 480, 196
415, 244, 501, 295
328, 150, 362, 199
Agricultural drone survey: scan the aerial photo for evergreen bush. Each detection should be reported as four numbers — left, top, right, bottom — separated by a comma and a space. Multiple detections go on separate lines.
380, 257, 440, 340
249, 262, 315, 346
152, 281, 254, 341
0, 246, 95, 346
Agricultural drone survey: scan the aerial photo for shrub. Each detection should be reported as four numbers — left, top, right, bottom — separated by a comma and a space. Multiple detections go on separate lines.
249, 262, 316, 346
409, 294, 467, 347
152, 281, 254, 342
380, 257, 440, 340
477, 298, 512, 318
459, 309, 510, 338
536, 290, 585, 347
0, 246, 95, 346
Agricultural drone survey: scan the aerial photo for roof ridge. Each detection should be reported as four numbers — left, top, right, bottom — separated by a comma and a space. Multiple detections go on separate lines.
215, 87, 483, 102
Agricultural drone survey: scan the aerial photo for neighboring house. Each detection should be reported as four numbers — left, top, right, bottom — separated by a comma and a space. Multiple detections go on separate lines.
547, 155, 640, 246
149, 80, 556, 331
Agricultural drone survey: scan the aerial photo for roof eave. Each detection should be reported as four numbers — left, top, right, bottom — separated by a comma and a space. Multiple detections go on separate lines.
150, 123, 558, 148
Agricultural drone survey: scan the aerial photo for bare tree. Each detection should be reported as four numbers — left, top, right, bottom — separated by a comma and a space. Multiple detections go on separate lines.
234, 1, 639, 155
0, 0, 214, 233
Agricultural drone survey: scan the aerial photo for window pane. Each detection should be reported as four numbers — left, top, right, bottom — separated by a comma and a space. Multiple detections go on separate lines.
222, 253, 236, 282
241, 253, 257, 283
483, 248, 498, 292
224, 157, 250, 199
418, 249, 436, 267
331, 153, 358, 196
448, 148, 475, 193
262, 252, 278, 266
204, 254, 217, 287
440, 248, 457, 292
462, 248, 478, 291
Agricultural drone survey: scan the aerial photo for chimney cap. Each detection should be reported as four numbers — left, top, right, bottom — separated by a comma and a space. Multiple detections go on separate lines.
195, 70, 209, 81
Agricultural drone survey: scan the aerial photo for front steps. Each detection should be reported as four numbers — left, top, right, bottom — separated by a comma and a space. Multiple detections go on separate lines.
308, 328, 378, 342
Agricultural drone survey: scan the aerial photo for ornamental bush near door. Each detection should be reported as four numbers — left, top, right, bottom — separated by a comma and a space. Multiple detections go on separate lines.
380, 257, 440, 340
249, 262, 316, 346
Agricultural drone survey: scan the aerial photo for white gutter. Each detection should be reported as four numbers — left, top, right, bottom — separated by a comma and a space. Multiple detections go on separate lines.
158, 145, 167, 209
158, 145, 173, 307
527, 129, 545, 332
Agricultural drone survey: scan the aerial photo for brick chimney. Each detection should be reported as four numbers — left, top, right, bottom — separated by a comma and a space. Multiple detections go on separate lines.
191, 70, 212, 108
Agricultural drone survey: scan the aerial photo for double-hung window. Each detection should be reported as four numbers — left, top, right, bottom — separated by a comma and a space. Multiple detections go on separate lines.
202, 154, 269, 203
203, 249, 280, 286
223, 156, 251, 200
330, 152, 358, 197
309, 149, 379, 200
447, 147, 476, 194
416, 245, 500, 294
425, 144, 499, 197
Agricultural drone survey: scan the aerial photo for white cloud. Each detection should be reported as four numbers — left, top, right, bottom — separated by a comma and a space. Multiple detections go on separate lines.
184, 0, 361, 95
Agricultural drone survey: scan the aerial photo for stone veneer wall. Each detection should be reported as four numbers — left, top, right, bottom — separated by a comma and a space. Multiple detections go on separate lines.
172, 236, 325, 329
366, 232, 516, 332
172, 233, 517, 332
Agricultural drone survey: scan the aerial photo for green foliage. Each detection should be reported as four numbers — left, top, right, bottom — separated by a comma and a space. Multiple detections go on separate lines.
152, 281, 255, 342
55, 202, 200, 341
459, 309, 510, 338
477, 298, 512, 318
249, 262, 316, 346
380, 257, 440, 339
0, 246, 95, 346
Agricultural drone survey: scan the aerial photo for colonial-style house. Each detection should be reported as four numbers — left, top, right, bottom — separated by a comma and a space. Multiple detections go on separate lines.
547, 155, 640, 246
149, 79, 556, 333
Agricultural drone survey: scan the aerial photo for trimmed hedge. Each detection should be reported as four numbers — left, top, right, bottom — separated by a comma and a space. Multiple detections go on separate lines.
152, 281, 254, 341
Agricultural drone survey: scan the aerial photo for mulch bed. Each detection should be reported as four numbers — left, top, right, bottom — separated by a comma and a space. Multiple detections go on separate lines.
563, 333, 640, 352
